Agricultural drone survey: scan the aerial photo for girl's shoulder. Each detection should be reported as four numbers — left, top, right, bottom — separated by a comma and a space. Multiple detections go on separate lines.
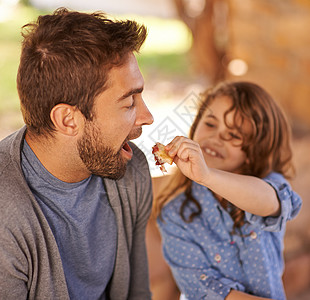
263, 172, 296, 197
245, 172, 302, 229
267, 171, 302, 213
263, 171, 286, 183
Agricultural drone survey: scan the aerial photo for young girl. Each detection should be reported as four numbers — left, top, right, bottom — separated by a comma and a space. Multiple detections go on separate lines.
155, 81, 302, 300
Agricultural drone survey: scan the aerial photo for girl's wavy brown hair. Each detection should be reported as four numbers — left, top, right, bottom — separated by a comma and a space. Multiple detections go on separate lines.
155, 81, 295, 231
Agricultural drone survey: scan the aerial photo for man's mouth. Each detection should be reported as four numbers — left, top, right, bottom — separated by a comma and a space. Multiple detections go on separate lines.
120, 127, 143, 160
121, 142, 133, 160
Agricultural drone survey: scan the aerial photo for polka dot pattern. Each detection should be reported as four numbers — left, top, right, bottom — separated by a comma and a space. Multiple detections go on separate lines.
157, 172, 302, 300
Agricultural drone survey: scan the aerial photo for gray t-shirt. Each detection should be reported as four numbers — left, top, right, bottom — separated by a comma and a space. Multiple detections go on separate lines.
21, 140, 117, 300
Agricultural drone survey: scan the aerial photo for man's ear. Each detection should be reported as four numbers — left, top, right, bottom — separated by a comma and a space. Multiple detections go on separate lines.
50, 104, 82, 136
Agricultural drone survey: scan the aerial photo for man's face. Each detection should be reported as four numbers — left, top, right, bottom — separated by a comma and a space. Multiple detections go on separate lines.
77, 53, 153, 179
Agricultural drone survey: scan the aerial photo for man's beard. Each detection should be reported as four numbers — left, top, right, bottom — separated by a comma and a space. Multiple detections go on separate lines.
77, 121, 141, 180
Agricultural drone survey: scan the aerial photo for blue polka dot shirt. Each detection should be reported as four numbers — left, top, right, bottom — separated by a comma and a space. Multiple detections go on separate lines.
157, 172, 302, 300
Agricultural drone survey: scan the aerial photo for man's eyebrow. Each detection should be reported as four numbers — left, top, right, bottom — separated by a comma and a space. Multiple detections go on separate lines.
117, 87, 144, 102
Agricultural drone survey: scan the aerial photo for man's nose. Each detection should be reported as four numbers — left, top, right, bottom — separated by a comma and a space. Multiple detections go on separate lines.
136, 99, 154, 126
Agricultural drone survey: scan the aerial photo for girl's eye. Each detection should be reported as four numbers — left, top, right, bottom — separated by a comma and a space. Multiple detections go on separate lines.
205, 122, 215, 128
229, 132, 241, 140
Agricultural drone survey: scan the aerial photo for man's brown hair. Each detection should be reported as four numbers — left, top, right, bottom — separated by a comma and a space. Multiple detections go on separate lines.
17, 7, 147, 135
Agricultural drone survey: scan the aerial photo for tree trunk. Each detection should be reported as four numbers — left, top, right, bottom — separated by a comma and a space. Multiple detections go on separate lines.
173, 0, 229, 83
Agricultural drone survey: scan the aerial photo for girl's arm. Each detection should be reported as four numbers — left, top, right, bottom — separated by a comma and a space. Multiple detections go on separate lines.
166, 136, 280, 217
201, 168, 280, 217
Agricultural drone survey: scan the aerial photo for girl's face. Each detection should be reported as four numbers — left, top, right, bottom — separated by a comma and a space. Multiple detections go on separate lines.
193, 95, 250, 174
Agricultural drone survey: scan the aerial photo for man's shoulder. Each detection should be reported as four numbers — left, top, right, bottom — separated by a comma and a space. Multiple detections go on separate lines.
0, 131, 18, 173
0, 128, 25, 156
0, 128, 25, 174
0, 128, 30, 208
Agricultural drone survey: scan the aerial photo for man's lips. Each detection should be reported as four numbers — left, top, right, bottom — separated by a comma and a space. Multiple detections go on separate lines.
121, 142, 133, 160
120, 127, 142, 160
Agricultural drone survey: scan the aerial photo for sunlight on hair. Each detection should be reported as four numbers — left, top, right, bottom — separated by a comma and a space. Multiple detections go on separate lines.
228, 58, 248, 76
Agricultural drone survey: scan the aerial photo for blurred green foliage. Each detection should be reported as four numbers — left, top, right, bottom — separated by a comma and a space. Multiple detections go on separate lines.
137, 52, 191, 81
0, 4, 191, 114
0, 5, 49, 113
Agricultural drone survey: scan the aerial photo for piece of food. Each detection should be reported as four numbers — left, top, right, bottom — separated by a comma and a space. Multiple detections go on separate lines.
152, 142, 173, 173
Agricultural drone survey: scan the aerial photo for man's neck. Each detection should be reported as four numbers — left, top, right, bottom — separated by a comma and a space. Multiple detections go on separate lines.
25, 130, 91, 183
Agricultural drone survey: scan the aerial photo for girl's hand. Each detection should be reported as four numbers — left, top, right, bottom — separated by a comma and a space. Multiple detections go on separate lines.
166, 136, 209, 185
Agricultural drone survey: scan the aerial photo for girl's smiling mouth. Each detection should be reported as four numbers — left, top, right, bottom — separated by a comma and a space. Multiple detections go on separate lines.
202, 146, 223, 158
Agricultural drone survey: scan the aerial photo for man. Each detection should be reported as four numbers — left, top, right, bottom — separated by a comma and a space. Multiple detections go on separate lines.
0, 8, 153, 300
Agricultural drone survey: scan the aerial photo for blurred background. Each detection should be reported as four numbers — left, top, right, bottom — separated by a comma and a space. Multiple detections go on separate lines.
1, 0, 309, 299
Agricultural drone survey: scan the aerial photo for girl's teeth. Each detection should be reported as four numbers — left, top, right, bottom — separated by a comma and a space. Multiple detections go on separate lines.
206, 148, 217, 156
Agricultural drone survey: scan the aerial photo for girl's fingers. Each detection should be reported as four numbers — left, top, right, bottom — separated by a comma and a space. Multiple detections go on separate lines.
165, 136, 184, 151
166, 136, 197, 157
177, 145, 202, 162
177, 142, 202, 161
